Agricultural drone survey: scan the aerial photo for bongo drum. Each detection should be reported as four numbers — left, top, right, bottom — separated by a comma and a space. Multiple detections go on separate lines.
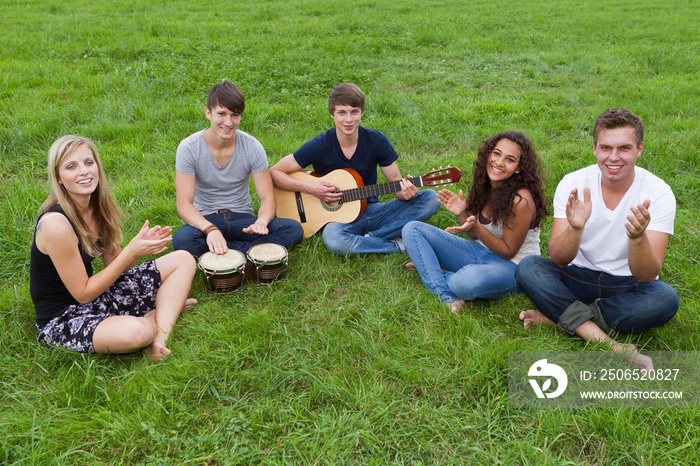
198, 250, 246, 293
246, 243, 288, 284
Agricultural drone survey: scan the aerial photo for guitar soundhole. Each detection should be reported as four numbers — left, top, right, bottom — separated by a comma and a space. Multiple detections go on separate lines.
322, 200, 341, 211
321, 188, 343, 212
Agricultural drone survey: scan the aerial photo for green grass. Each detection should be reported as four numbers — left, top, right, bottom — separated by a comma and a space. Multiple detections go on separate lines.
2, 0, 700, 463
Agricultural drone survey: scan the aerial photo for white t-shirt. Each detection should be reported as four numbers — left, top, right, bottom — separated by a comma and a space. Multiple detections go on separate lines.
476, 221, 541, 265
553, 165, 675, 276
176, 129, 268, 216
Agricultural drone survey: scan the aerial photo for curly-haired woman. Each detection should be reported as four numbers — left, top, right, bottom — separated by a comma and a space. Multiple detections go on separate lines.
402, 131, 548, 314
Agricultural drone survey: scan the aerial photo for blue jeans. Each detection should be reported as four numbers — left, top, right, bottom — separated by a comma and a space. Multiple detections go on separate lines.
401, 221, 520, 303
515, 255, 679, 335
173, 212, 304, 257
322, 189, 440, 255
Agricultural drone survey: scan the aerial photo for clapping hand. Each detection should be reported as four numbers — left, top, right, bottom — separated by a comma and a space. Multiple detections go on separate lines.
437, 189, 467, 217
566, 187, 592, 230
126, 220, 172, 258
141, 223, 172, 241
445, 215, 477, 235
626, 199, 652, 239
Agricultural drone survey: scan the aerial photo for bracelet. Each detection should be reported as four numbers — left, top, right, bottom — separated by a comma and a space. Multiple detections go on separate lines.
202, 224, 219, 236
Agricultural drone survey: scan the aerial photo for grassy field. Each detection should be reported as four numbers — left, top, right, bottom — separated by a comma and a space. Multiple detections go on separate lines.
2, 0, 700, 463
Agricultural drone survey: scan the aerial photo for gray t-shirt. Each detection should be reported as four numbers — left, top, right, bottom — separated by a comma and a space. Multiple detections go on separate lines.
176, 129, 268, 216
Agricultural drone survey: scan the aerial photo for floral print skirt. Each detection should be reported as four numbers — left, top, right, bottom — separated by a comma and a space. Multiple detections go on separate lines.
36, 260, 162, 353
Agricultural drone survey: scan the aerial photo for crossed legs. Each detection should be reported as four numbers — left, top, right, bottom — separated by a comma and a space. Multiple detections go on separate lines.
92, 250, 197, 361
515, 255, 678, 370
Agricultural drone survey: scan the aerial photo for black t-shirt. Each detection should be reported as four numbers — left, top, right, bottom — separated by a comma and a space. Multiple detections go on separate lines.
293, 127, 399, 203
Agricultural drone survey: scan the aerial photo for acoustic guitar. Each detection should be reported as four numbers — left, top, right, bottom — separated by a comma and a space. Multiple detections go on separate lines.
274, 166, 462, 238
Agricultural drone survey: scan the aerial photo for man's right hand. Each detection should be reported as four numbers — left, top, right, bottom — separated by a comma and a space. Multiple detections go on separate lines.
310, 181, 343, 202
566, 187, 592, 230
206, 229, 229, 255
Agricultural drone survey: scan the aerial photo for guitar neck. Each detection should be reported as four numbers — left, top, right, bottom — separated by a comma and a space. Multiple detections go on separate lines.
341, 177, 422, 203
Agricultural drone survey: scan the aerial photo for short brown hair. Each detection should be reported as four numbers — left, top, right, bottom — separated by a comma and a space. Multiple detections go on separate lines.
207, 81, 245, 114
593, 108, 644, 147
328, 83, 365, 115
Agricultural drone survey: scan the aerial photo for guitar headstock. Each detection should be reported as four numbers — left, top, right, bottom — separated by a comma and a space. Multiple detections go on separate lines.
420, 166, 462, 187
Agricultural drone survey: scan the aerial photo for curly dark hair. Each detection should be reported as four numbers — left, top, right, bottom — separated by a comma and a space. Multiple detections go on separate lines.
466, 131, 548, 229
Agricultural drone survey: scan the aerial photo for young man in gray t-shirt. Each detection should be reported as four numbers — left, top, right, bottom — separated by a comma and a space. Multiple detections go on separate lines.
173, 81, 303, 257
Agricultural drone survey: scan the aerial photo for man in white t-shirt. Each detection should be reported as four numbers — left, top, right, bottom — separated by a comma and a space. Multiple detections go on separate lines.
515, 109, 679, 364
173, 81, 303, 258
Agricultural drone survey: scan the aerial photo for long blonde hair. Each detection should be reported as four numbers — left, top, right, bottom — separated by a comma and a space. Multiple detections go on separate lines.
40, 135, 124, 257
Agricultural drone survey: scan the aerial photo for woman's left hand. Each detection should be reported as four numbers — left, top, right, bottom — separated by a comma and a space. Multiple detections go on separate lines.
141, 224, 173, 241
445, 215, 477, 235
124, 220, 172, 259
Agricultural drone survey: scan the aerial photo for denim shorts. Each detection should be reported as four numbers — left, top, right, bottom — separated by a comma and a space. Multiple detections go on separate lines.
36, 260, 161, 353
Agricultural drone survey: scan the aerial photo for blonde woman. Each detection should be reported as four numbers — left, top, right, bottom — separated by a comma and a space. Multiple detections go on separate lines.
30, 135, 197, 361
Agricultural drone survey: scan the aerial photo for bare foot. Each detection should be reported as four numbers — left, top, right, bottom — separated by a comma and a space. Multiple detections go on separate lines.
612, 342, 654, 372
405, 262, 416, 270
519, 309, 555, 330
144, 341, 172, 362
183, 298, 198, 311
448, 299, 466, 315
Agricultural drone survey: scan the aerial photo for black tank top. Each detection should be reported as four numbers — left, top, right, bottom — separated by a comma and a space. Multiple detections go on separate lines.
30, 205, 95, 327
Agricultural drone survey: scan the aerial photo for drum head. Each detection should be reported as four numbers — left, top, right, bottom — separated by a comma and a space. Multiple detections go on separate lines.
247, 243, 287, 263
199, 250, 246, 272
